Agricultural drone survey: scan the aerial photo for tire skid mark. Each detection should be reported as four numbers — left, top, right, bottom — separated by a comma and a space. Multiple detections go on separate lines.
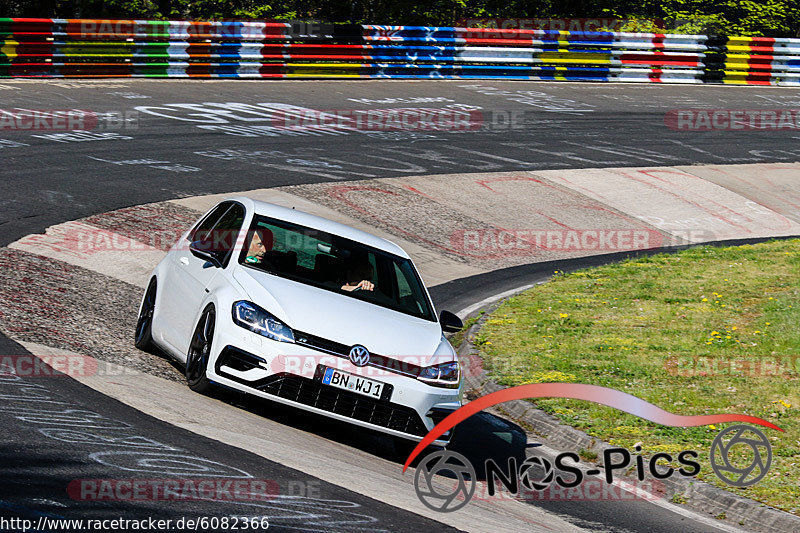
396, 173, 666, 255
692, 165, 800, 224
542, 166, 800, 240
626, 168, 791, 232
284, 175, 670, 265
623, 168, 754, 233
10, 203, 201, 288
473, 176, 577, 231
83, 202, 201, 252
290, 182, 505, 262
327, 184, 488, 259
472, 174, 660, 232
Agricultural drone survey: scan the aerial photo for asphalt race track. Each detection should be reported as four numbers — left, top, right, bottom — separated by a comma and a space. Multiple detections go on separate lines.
2, 79, 800, 532
2, 80, 800, 246
0, 357, 462, 532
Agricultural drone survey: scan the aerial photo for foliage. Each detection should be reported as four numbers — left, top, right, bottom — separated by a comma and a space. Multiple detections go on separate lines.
1, 0, 798, 38
476, 238, 800, 512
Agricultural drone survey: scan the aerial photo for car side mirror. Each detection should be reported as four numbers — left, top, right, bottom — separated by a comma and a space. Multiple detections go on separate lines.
189, 240, 222, 268
439, 310, 463, 333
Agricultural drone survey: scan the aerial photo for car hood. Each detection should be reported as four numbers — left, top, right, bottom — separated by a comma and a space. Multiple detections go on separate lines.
233, 266, 443, 362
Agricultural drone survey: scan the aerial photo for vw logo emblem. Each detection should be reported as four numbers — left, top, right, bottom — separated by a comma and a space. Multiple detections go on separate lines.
349, 345, 370, 367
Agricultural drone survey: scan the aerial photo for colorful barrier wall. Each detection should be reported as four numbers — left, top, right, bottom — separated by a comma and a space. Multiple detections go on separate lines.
0, 18, 797, 84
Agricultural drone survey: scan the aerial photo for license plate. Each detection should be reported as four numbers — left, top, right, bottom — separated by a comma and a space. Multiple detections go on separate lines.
321, 367, 384, 399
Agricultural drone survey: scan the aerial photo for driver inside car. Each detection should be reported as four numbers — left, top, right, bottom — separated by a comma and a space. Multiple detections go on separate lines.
341, 254, 375, 292
244, 228, 273, 264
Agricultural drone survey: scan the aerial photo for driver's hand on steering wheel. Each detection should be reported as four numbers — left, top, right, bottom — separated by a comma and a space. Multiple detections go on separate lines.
343, 280, 374, 292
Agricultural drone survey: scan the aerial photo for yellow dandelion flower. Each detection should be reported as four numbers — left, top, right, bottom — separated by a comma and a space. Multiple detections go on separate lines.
709, 424, 716, 430
701, 298, 708, 302
559, 313, 569, 318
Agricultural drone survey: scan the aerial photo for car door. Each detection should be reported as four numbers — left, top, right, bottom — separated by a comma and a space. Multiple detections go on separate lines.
174, 202, 246, 356
158, 201, 234, 352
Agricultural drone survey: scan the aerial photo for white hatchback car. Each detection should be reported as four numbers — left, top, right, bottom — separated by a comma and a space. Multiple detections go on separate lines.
135, 197, 464, 445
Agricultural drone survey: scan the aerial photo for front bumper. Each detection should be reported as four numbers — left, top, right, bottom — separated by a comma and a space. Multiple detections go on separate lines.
207, 327, 461, 445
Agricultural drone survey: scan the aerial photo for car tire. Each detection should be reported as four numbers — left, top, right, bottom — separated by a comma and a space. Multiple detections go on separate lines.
186, 305, 216, 394
134, 278, 157, 351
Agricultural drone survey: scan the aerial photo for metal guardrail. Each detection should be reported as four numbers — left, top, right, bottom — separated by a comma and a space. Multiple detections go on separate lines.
0, 18, 798, 84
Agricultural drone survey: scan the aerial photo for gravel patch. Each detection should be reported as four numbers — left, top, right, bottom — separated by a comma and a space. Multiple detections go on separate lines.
82, 201, 202, 251
0, 247, 183, 382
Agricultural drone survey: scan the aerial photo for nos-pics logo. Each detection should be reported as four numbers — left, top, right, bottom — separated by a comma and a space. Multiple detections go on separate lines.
414, 425, 772, 512
403, 384, 781, 513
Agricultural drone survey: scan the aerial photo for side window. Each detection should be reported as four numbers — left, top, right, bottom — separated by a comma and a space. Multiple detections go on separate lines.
394, 263, 412, 298
285, 227, 324, 271
367, 253, 378, 283
189, 202, 231, 242
209, 203, 245, 266
393, 260, 427, 315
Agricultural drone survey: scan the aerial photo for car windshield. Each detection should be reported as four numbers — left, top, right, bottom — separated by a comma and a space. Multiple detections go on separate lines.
239, 215, 436, 321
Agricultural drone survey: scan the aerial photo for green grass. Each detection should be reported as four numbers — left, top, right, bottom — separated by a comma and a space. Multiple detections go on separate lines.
474, 239, 800, 513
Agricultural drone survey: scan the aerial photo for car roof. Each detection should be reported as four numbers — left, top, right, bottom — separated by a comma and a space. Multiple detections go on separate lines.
228, 197, 410, 259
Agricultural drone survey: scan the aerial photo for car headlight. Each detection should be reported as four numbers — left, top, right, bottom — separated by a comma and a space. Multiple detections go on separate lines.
232, 301, 295, 343
417, 361, 460, 388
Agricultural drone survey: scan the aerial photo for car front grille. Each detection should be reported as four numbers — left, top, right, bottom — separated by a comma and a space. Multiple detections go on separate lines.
254, 373, 429, 437
293, 329, 424, 377
294, 330, 351, 357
